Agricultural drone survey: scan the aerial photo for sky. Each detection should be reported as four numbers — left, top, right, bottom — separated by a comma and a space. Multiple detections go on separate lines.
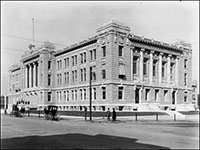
1, 1, 199, 95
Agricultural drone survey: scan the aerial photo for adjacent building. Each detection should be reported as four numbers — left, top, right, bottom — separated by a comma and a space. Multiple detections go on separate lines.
8, 20, 195, 111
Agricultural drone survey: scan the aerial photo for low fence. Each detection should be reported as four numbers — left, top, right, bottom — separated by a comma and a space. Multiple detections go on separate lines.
24, 110, 174, 121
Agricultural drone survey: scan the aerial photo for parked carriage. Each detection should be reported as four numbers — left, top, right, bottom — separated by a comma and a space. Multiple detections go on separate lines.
10, 104, 22, 117
44, 105, 60, 121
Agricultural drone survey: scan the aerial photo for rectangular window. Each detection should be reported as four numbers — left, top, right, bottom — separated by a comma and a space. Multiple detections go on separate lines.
64, 91, 66, 101
143, 58, 148, 76
67, 72, 69, 84
48, 61, 51, 70
74, 55, 77, 65
72, 71, 74, 83
102, 87, 106, 100
72, 90, 74, 101
80, 69, 83, 82
67, 91, 69, 101
80, 53, 83, 64
102, 46, 106, 57
184, 59, 187, 69
84, 68, 86, 81
75, 70, 77, 82
57, 74, 59, 85
90, 50, 93, 61
80, 89, 83, 100
64, 73, 67, 84
48, 74, 51, 86
102, 69, 106, 79
57, 61, 59, 69
155, 89, 159, 101
75, 90, 77, 100
118, 87, 123, 99
72, 56, 74, 66
60, 60, 62, 69
164, 90, 168, 101
93, 88, 96, 100
66, 58, 69, 67
64, 59, 66, 68
184, 95, 187, 102
60, 91, 62, 101
133, 56, 138, 74
170, 63, 175, 80
48, 92, 51, 102
119, 45, 123, 57
93, 49, 96, 60
83, 52, 86, 63
84, 89, 86, 100
162, 62, 166, 78
60, 74, 62, 85
57, 92, 59, 102
145, 89, 150, 101
184, 73, 187, 85
153, 60, 157, 77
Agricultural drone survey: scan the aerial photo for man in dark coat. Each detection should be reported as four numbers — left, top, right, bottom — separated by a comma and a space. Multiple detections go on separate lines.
112, 108, 116, 121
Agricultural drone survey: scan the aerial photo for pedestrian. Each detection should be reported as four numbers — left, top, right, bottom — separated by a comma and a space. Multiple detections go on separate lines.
106, 108, 111, 121
112, 108, 116, 121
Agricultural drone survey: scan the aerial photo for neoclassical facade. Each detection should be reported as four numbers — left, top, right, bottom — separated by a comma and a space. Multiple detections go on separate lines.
8, 20, 195, 111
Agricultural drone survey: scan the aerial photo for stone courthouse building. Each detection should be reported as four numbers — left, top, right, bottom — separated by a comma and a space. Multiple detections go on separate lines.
8, 20, 195, 111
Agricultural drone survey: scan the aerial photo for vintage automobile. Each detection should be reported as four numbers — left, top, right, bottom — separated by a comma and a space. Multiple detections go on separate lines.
44, 105, 60, 121
10, 104, 22, 117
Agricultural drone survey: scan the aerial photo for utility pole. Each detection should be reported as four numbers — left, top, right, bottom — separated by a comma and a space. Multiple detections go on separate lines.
32, 18, 34, 42
89, 67, 92, 121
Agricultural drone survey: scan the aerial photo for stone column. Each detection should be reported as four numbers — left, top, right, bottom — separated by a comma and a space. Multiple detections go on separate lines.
24, 66, 27, 89
167, 54, 171, 85
130, 46, 134, 81
27, 65, 29, 88
36, 62, 38, 87
140, 49, 144, 82
29, 64, 32, 88
175, 56, 179, 86
158, 53, 163, 84
33, 63, 36, 87
149, 51, 154, 84
139, 87, 143, 103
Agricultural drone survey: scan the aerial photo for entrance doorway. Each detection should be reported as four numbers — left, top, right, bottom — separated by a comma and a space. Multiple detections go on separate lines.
135, 88, 140, 104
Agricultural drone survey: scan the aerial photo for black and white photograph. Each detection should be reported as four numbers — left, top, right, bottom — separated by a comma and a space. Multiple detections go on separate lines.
1, 1, 199, 149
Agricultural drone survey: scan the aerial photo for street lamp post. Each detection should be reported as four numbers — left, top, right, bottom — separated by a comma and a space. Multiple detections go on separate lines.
89, 67, 92, 121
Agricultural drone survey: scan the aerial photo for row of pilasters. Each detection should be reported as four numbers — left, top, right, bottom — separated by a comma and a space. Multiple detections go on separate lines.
135, 48, 179, 86
24, 62, 38, 88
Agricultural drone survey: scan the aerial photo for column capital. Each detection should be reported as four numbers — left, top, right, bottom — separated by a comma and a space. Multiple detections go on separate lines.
140, 48, 145, 51
160, 52, 164, 56
168, 54, 172, 58
130, 46, 135, 50
150, 50, 154, 54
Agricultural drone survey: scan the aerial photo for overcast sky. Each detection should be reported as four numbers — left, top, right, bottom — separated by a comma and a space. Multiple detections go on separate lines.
1, 1, 199, 95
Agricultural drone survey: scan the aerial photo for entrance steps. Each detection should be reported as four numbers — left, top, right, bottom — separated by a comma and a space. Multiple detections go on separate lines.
165, 110, 186, 120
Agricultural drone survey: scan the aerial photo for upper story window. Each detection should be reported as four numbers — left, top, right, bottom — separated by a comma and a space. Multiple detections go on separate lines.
80, 52, 86, 64
118, 87, 123, 100
102, 87, 106, 100
143, 58, 149, 76
133, 56, 139, 75
90, 49, 96, 61
72, 56, 74, 66
48, 61, 51, 70
184, 59, 188, 69
57, 60, 62, 69
153, 60, 158, 77
119, 45, 123, 57
162, 61, 166, 78
170, 63, 175, 81
102, 69, 106, 79
102, 46, 106, 57
184, 73, 187, 86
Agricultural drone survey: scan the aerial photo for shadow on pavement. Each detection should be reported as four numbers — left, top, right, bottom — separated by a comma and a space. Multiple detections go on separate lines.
2, 133, 169, 149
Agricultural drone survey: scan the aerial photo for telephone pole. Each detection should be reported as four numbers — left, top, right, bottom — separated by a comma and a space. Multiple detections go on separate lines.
89, 67, 92, 121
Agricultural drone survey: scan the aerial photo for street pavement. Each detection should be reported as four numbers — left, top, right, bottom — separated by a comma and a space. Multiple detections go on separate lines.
1, 113, 199, 149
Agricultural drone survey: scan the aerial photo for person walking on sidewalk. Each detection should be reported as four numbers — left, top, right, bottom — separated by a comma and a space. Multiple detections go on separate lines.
106, 108, 111, 121
112, 108, 116, 121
